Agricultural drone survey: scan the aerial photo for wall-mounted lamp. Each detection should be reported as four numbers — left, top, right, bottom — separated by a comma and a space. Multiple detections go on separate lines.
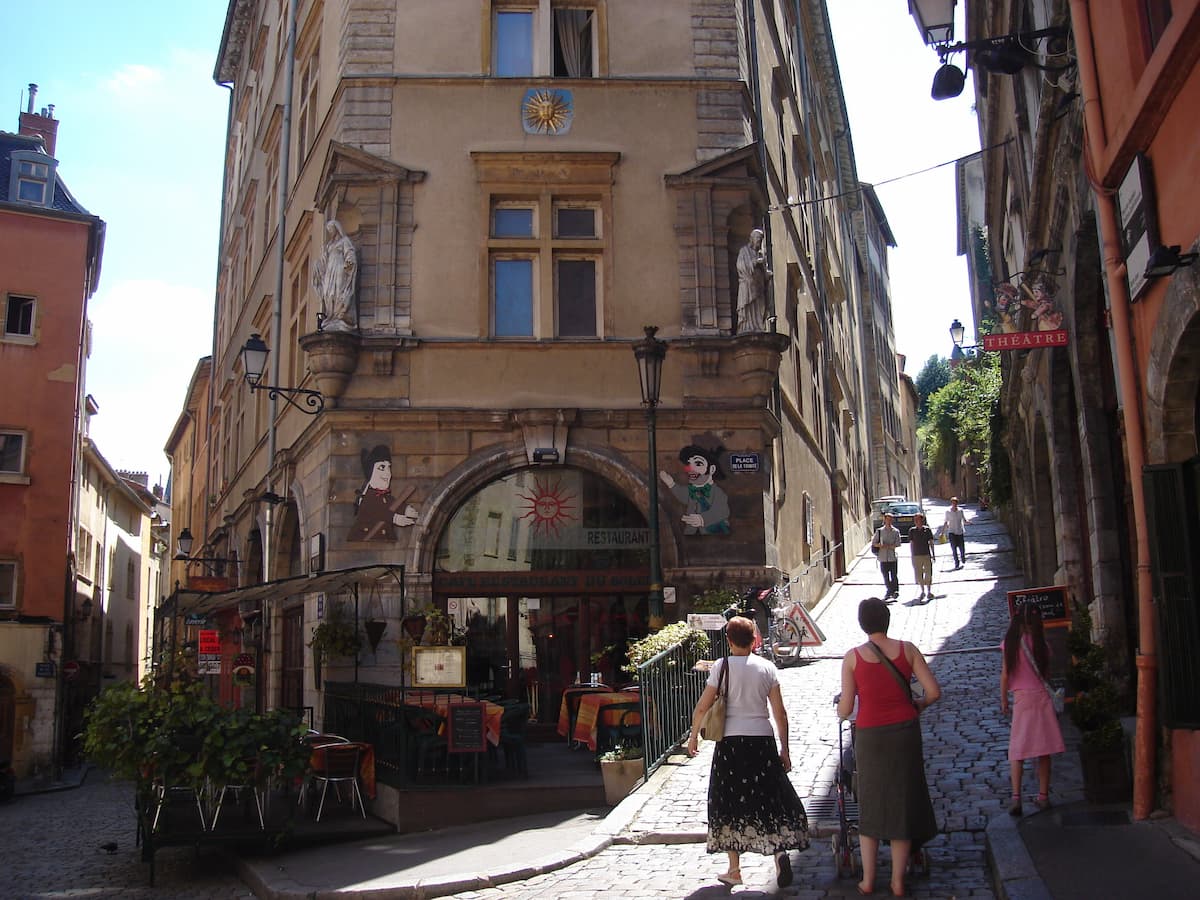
174, 527, 235, 567
922, 21, 1072, 100
909, 0, 956, 46
532, 448, 560, 464
1144, 244, 1199, 279
75, 597, 93, 622
241, 333, 324, 415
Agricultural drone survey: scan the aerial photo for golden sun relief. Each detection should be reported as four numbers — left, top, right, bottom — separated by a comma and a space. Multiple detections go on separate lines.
521, 89, 574, 135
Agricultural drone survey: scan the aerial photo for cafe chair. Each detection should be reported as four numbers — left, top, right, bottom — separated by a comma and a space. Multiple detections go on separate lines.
499, 701, 531, 777
596, 701, 641, 756
400, 705, 448, 781
311, 743, 365, 821
210, 764, 265, 830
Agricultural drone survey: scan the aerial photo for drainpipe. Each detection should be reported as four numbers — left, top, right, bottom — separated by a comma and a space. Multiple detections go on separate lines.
1067, 0, 1156, 820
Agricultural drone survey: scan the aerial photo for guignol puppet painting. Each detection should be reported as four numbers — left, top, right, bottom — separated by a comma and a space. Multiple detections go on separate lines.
659, 443, 731, 535
349, 444, 420, 541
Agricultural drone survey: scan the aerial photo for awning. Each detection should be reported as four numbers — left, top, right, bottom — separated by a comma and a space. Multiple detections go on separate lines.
157, 564, 405, 620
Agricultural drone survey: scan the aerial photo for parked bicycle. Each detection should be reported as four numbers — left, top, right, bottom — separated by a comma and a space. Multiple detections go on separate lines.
721, 588, 812, 669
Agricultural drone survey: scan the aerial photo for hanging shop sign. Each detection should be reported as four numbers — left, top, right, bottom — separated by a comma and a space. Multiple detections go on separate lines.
981, 329, 1067, 351
232, 653, 255, 686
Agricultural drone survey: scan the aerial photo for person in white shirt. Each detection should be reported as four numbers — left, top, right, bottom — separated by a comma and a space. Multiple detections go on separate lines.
943, 498, 969, 569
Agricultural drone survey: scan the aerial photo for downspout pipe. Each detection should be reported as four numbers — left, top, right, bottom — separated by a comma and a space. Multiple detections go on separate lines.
1067, 0, 1157, 820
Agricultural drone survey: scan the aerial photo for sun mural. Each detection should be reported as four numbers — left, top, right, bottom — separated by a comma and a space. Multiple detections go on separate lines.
517, 477, 578, 536
521, 88, 573, 135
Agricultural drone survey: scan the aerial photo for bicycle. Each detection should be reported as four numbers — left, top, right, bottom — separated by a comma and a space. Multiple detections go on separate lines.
763, 598, 809, 667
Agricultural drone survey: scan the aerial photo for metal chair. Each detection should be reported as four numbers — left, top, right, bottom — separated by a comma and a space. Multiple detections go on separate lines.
400, 705, 448, 781
595, 701, 641, 755
310, 743, 365, 821
498, 701, 531, 777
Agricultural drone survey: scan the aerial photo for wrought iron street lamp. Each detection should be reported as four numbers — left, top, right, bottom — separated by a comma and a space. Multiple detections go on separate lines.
241, 333, 325, 415
633, 326, 667, 623
174, 527, 235, 570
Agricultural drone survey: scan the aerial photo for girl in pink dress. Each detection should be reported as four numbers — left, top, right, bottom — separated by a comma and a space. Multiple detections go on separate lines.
1001, 605, 1065, 815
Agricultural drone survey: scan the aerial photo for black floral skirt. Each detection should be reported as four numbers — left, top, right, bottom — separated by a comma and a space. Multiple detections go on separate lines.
707, 735, 810, 855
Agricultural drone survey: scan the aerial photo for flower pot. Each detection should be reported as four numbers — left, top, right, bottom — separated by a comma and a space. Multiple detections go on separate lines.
401, 615, 427, 643
600, 758, 644, 805
1079, 743, 1131, 803
365, 620, 387, 653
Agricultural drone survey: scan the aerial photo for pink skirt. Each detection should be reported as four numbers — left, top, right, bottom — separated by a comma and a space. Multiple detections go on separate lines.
1008, 688, 1065, 761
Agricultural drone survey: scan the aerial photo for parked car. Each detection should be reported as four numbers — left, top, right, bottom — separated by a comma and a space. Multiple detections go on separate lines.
886, 502, 923, 540
871, 495, 906, 531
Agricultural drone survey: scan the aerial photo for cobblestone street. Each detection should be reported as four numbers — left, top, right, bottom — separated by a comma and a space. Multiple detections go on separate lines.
1, 503, 1075, 899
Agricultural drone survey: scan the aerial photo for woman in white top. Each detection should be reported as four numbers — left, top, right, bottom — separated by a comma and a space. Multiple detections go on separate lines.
687, 616, 809, 887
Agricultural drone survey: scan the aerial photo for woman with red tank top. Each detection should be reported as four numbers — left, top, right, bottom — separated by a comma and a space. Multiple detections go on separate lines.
838, 597, 941, 897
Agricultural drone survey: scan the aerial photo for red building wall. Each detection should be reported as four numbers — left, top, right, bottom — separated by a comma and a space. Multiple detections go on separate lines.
0, 209, 92, 620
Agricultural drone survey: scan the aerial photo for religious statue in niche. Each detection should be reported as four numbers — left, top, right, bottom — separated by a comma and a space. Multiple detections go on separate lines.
735, 228, 771, 333
313, 219, 359, 332
660, 444, 731, 535
349, 444, 419, 542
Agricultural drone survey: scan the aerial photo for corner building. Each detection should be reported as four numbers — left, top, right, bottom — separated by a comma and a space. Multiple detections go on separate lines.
190, 1, 880, 727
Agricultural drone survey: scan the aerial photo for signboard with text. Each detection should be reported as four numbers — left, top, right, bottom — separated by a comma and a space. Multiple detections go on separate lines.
981, 329, 1068, 352
729, 453, 761, 473
198, 629, 221, 654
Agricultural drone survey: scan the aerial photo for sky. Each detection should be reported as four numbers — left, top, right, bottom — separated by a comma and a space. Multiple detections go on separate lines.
1, 1, 979, 485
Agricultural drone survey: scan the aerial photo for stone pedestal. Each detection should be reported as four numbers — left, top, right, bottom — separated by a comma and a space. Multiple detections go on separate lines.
730, 332, 789, 399
299, 330, 361, 407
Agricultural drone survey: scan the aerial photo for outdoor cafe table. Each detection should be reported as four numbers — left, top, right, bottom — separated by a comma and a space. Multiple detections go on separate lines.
403, 692, 505, 747
307, 737, 376, 800
568, 691, 642, 752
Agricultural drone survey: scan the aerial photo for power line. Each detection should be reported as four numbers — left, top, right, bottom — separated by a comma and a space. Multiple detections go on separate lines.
768, 138, 1012, 212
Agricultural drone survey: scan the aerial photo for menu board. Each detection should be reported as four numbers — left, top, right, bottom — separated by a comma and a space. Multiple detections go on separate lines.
447, 702, 486, 753
1006, 585, 1070, 623
412, 646, 467, 688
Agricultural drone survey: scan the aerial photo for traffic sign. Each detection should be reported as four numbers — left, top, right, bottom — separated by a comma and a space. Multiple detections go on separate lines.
63, 660, 80, 680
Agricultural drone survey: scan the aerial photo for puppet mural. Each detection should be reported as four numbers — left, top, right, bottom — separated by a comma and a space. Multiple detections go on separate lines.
349, 444, 420, 541
660, 443, 731, 535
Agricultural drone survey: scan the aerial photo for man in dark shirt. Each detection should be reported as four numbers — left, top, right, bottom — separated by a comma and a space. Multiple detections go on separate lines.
908, 513, 936, 603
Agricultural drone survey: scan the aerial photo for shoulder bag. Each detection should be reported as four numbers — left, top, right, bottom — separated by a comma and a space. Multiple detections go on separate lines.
1020, 639, 1065, 713
700, 654, 730, 741
867, 641, 921, 712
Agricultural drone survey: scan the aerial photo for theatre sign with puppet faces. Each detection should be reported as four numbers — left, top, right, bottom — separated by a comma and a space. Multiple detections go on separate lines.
980, 274, 1068, 352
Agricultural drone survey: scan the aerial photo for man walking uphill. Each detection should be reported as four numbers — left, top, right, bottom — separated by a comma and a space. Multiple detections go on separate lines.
872, 513, 902, 599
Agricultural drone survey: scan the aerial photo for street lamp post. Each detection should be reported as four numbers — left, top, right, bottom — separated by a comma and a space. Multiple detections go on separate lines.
633, 326, 667, 625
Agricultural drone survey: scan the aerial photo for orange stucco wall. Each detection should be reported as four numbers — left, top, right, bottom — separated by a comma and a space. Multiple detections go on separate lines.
0, 209, 92, 620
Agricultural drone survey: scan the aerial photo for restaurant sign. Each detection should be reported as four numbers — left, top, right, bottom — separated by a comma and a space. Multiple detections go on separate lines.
434, 569, 649, 595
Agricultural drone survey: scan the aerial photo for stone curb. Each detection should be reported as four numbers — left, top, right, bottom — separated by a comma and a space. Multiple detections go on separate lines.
985, 811, 1052, 900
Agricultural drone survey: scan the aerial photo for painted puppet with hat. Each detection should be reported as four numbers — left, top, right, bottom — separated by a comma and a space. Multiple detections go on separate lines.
349, 444, 420, 541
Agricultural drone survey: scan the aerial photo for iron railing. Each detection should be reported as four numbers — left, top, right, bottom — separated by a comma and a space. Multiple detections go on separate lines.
636, 633, 724, 778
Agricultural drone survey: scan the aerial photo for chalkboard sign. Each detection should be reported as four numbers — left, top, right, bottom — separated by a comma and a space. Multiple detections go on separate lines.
447, 702, 487, 753
1007, 585, 1071, 623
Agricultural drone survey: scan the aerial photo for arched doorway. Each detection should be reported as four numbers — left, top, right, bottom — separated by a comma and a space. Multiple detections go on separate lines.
433, 467, 652, 723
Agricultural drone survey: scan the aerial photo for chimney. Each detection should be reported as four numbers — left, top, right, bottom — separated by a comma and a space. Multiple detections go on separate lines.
18, 85, 60, 157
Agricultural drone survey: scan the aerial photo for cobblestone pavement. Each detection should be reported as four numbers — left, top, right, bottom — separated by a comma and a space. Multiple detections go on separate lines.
0, 776, 254, 899
448, 503, 1084, 899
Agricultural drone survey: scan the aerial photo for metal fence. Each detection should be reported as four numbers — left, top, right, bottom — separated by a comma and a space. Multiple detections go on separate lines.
636, 630, 726, 778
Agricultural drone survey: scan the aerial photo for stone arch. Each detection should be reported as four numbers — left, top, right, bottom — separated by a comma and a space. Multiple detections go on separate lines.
243, 528, 264, 586
410, 439, 681, 578
1146, 251, 1200, 464
271, 501, 304, 580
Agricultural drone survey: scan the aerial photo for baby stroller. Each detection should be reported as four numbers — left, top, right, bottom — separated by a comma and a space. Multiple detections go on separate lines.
824, 695, 930, 881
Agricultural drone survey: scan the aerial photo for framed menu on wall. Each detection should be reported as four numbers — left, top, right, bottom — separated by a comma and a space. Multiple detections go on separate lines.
412, 646, 467, 688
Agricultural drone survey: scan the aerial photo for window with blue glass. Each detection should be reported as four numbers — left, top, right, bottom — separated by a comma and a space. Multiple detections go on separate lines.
494, 257, 534, 336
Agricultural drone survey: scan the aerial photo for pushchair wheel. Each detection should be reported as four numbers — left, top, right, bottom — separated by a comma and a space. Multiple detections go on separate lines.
906, 847, 931, 877
832, 832, 857, 879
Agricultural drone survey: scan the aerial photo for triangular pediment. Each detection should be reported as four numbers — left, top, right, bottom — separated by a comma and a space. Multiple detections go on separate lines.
315, 142, 426, 208
665, 143, 761, 187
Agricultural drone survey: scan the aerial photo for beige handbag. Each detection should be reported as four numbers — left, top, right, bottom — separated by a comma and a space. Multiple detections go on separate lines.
700, 655, 729, 741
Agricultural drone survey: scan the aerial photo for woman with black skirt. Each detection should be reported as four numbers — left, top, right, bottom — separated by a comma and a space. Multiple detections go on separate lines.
687, 616, 809, 887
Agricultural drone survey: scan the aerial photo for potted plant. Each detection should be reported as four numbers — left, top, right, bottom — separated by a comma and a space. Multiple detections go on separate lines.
1066, 604, 1131, 802
308, 602, 362, 687
599, 741, 644, 805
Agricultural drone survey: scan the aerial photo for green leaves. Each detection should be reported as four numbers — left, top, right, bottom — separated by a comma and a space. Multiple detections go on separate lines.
622, 622, 711, 675
918, 353, 1001, 498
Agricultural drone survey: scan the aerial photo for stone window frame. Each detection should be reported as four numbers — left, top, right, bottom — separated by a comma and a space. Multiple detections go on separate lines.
473, 151, 618, 341
485, 0, 609, 78
4, 294, 36, 344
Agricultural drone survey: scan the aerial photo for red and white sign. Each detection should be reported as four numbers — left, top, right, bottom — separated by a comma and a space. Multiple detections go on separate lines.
198, 629, 221, 654
63, 660, 81, 680
981, 329, 1068, 351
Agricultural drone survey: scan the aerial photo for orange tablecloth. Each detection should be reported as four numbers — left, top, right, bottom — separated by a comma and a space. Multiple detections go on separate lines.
572, 692, 642, 752
556, 686, 614, 737
309, 740, 376, 800
404, 692, 505, 747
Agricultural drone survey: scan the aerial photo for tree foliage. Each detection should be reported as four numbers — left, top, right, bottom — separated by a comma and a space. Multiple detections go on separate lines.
917, 353, 1001, 498
914, 355, 951, 423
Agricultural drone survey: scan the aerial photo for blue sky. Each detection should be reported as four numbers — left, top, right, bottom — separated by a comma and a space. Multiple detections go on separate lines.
2, 1, 978, 484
